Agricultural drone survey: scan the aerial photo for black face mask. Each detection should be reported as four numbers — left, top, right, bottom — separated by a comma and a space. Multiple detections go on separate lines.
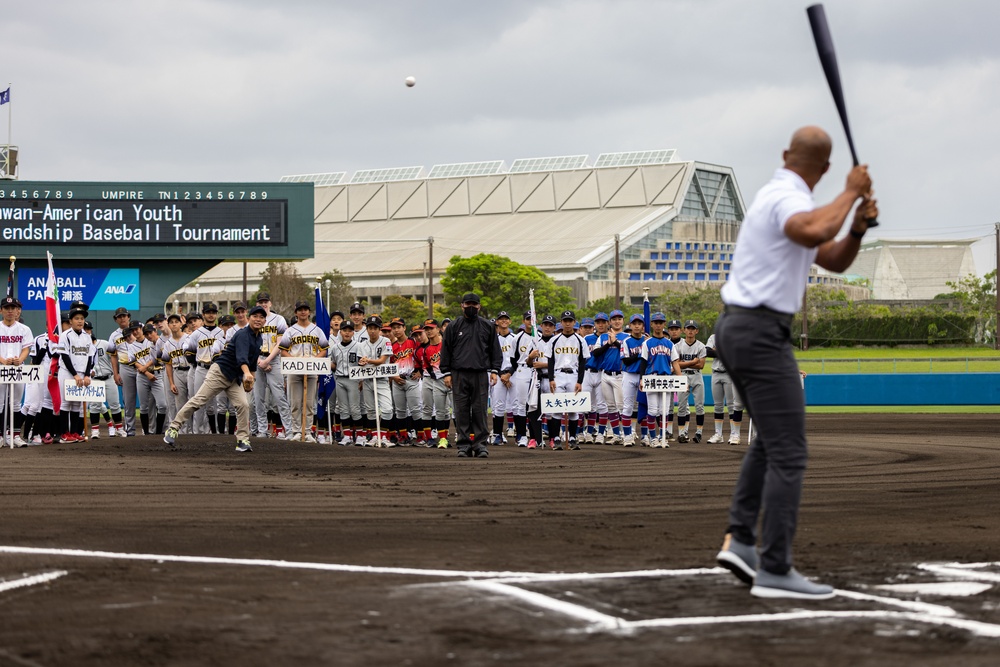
463, 305, 479, 319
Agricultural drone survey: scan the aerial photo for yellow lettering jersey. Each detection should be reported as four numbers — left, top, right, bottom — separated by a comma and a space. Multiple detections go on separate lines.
259, 312, 288, 355
279, 322, 329, 357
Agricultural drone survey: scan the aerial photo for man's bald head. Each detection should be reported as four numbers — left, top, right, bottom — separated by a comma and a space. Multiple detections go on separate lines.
783, 126, 832, 187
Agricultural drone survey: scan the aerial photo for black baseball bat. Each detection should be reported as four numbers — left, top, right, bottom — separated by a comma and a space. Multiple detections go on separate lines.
806, 3, 877, 227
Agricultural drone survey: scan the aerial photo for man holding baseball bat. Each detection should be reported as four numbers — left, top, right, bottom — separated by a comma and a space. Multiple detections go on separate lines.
163, 305, 267, 453
714, 126, 877, 600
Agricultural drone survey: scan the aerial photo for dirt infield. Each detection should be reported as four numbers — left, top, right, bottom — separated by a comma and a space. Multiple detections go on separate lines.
0, 414, 998, 666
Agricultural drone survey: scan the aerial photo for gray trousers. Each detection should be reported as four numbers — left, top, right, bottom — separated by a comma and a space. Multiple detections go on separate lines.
716, 309, 807, 576
421, 376, 450, 422
254, 360, 292, 434
677, 373, 705, 417
171, 368, 192, 433
335, 376, 361, 420
391, 377, 421, 419
711, 371, 743, 413
137, 370, 165, 417
170, 365, 251, 441
119, 365, 138, 435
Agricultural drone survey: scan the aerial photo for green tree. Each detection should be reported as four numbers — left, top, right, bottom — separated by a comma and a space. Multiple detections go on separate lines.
381, 295, 427, 325
316, 269, 355, 315
257, 262, 311, 320
945, 270, 997, 344
440, 253, 575, 319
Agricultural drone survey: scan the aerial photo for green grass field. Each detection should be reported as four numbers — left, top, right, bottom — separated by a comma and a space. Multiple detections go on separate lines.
790, 347, 1000, 374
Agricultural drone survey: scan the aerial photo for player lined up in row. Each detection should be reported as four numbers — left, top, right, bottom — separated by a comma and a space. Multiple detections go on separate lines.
0, 293, 742, 451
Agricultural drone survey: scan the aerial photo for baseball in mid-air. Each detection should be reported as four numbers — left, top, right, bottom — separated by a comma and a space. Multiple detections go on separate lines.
405, 76, 416, 87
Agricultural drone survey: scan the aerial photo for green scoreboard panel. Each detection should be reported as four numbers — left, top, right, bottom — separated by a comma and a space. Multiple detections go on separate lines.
0, 181, 313, 260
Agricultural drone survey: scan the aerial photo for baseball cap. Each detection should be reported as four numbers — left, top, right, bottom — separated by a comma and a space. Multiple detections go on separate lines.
460, 292, 481, 304
390, 317, 405, 327
330, 310, 344, 319
248, 305, 266, 317
496, 311, 510, 320
152, 313, 166, 322
219, 314, 236, 326
84, 320, 93, 330
126, 321, 142, 332
423, 318, 439, 329
541, 314, 556, 325
255, 292, 271, 303
667, 319, 683, 328
381, 325, 391, 333
630, 314, 644, 324
60, 313, 70, 324
442, 318, 452, 325
610, 309, 624, 319
113, 307, 130, 318
142, 323, 156, 334
684, 319, 700, 329
1, 295, 21, 308
69, 302, 89, 319
349, 302, 365, 314
340, 320, 355, 330
595, 312, 609, 322
294, 300, 310, 311
410, 324, 424, 333
581, 317, 595, 327
202, 302, 219, 313
232, 301, 247, 312
651, 312, 667, 322
523, 311, 532, 319
168, 313, 182, 322
365, 315, 383, 328
560, 310, 576, 321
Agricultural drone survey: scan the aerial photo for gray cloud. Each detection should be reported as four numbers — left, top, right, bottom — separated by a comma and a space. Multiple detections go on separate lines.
5, 0, 997, 271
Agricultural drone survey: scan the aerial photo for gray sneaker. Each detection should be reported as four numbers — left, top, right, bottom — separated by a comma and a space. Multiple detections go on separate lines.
235, 440, 252, 453
716, 534, 758, 586
163, 427, 178, 448
751, 568, 835, 600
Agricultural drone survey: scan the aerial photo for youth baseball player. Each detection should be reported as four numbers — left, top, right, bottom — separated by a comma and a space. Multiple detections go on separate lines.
706, 332, 744, 445
675, 320, 707, 443
58, 302, 96, 442
358, 315, 393, 447
640, 312, 682, 448
389, 318, 420, 445
279, 300, 328, 442
490, 311, 516, 445
415, 319, 451, 448
619, 314, 646, 446
252, 293, 294, 439
547, 311, 590, 449
330, 320, 362, 445
0, 295, 32, 446
162, 313, 192, 434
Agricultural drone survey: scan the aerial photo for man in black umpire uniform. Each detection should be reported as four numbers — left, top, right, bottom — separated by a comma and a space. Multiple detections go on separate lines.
440, 293, 502, 458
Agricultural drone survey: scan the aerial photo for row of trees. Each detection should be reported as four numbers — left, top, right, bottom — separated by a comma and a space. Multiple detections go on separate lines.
226, 258, 996, 347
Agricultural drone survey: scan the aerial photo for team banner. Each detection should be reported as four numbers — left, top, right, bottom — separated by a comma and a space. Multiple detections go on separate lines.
348, 363, 399, 380
540, 392, 592, 414
280, 357, 332, 375
19, 268, 139, 311
641, 375, 689, 393
0, 365, 45, 384
63, 380, 107, 402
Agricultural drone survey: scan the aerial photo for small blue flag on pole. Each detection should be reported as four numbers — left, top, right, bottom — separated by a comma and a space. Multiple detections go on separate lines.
314, 286, 336, 420
0, 88, 9, 105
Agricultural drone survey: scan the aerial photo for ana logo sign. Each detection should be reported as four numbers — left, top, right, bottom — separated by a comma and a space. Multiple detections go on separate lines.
104, 284, 136, 295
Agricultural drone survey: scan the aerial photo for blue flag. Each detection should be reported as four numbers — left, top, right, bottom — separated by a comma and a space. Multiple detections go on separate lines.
314, 286, 336, 419
0, 88, 9, 106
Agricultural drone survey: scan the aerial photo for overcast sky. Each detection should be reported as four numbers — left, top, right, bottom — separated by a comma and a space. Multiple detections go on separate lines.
5, 0, 998, 274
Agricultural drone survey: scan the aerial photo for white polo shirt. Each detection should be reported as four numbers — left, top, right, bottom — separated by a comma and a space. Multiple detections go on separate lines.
721, 168, 817, 314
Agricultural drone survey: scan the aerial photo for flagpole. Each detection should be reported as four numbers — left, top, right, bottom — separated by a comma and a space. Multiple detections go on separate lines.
5, 83, 10, 179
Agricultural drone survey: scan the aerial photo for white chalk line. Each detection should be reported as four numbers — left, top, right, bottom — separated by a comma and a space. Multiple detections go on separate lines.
0, 570, 68, 593
2, 546, 999, 639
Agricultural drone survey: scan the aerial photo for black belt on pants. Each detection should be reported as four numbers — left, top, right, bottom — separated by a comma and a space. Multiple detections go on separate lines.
586, 368, 601, 373
724, 304, 794, 326
557, 368, 575, 374
174, 366, 190, 371
604, 371, 621, 376
198, 362, 212, 369
93, 375, 109, 381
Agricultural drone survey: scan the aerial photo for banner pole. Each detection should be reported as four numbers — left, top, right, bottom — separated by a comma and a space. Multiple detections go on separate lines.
301, 376, 307, 442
